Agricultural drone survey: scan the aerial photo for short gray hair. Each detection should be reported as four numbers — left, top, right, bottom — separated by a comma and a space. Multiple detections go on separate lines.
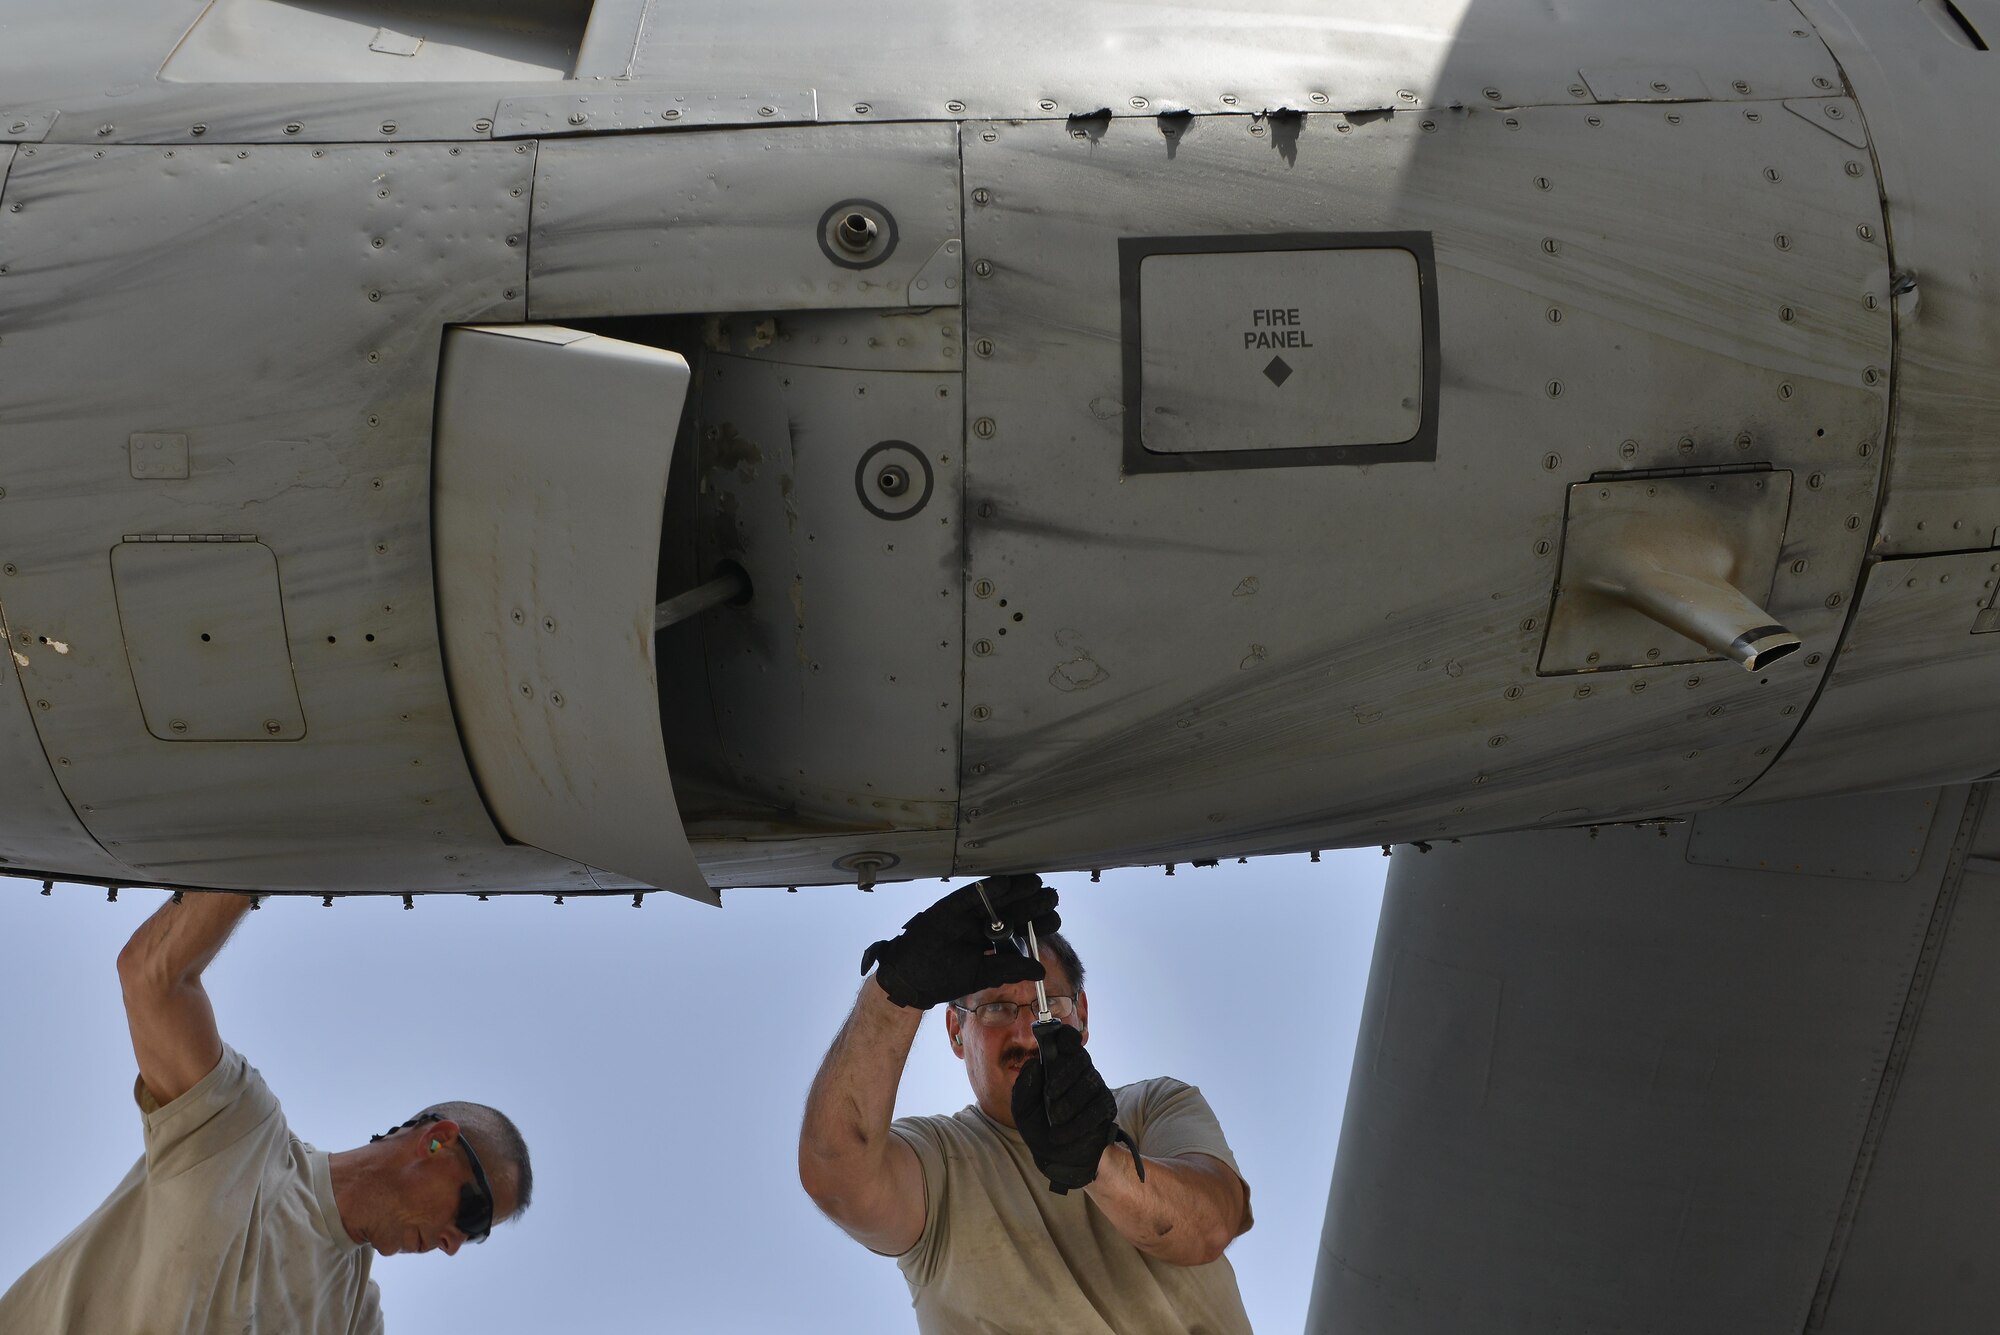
419, 1101, 533, 1219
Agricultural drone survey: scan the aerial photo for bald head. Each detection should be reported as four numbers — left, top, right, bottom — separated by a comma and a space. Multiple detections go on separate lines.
418, 1101, 533, 1223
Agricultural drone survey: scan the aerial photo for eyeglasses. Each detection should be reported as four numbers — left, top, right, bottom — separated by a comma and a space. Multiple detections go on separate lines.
371, 1113, 495, 1243
951, 995, 1078, 1027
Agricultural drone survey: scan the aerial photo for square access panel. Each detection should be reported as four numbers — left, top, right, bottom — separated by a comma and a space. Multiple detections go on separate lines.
1120, 232, 1440, 473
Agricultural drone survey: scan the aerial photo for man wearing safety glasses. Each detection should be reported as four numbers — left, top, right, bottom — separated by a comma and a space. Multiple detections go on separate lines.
800, 875, 1253, 1334
0, 891, 532, 1333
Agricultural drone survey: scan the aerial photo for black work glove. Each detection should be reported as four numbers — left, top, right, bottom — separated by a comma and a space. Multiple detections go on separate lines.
1012, 1020, 1122, 1193
860, 874, 1061, 1010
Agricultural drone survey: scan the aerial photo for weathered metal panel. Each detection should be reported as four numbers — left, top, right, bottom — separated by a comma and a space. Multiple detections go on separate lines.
432, 325, 712, 903
1310, 798, 1969, 1334
620, 0, 1844, 121
527, 124, 961, 317
0, 142, 588, 894
493, 89, 819, 139
956, 99, 1888, 869
110, 542, 307, 742
683, 349, 963, 842
1798, 0, 2000, 555
1749, 552, 2000, 802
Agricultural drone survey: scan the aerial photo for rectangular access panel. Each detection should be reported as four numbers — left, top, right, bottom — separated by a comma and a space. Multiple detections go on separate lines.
111, 541, 306, 741
1122, 232, 1439, 472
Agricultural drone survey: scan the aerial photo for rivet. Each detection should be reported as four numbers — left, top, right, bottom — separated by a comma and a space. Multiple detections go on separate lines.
974, 639, 993, 655
974, 338, 995, 358
973, 259, 993, 278
1779, 305, 1795, 322
1, 564, 13, 576
1685, 676, 1702, 689
1679, 435, 1696, 453
1808, 472, 1824, 489
1826, 593, 1844, 608
264, 720, 283, 735
170, 719, 187, 732
853, 103, 871, 115
1778, 382, 1795, 400
1587, 115, 1602, 127
1569, 84, 1588, 98
973, 417, 996, 438
1505, 116, 1520, 129
1813, 75, 1834, 89
367, 351, 380, 363
1863, 366, 1882, 386
1310, 92, 1329, 104
367, 290, 381, 302
1857, 224, 1874, 241
191, 123, 208, 135
1791, 559, 1809, 574
1542, 452, 1561, 470
568, 111, 588, 125
1858, 441, 1873, 457
380, 122, 397, 135
284, 123, 301, 135
1576, 685, 1593, 698
1774, 232, 1792, 251
1845, 514, 1861, 529
1546, 380, 1564, 398
475, 119, 493, 133
1535, 175, 1552, 191
1631, 681, 1648, 693
1736, 432, 1753, 449
1483, 86, 1502, 101
1130, 96, 1149, 109
1039, 99, 1057, 111
1520, 617, 1539, 632
971, 187, 991, 205
551, 691, 564, 708
1397, 89, 1418, 102
1733, 80, 1751, 94
1651, 80, 1671, 93
1420, 119, 1436, 133
974, 579, 995, 598
506, 235, 519, 247
1807, 652, 1824, 665
1534, 539, 1553, 556
1764, 166, 1783, 183
1825, 104, 1844, 120
503, 289, 517, 300
1221, 94, 1238, 105
370, 236, 385, 248
757, 105, 776, 117
972, 704, 992, 721
1620, 439, 1639, 459
1488, 734, 1508, 747
946, 100, 966, 114
1845, 161, 1863, 177
1665, 113, 1681, 125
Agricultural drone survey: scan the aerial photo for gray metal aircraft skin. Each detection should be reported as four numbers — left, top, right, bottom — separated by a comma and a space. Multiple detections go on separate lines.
4, 1, 2000, 1330
2, 0, 1992, 902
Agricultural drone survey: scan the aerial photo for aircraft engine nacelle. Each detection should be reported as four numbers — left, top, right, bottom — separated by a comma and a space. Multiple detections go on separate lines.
0, 0, 1995, 899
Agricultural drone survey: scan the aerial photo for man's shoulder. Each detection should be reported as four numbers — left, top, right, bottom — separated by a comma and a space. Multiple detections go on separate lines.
1114, 1074, 1200, 1110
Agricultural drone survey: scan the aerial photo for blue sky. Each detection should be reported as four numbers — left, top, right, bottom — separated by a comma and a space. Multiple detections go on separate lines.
0, 853, 1383, 1332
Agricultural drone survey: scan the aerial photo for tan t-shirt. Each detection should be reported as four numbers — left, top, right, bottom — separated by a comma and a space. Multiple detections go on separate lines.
889, 1077, 1253, 1335
0, 1045, 383, 1334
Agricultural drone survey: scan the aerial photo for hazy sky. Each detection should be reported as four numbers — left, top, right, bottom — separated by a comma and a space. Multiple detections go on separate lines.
0, 853, 1384, 1332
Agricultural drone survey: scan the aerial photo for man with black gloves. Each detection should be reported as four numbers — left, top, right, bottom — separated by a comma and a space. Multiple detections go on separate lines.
798, 876, 1253, 1334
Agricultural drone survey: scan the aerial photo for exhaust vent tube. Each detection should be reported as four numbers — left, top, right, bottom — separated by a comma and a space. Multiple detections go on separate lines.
1586, 565, 1802, 671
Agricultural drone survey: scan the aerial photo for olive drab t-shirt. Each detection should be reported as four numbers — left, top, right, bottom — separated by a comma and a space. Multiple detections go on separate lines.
0, 1045, 384, 1335
889, 1077, 1253, 1335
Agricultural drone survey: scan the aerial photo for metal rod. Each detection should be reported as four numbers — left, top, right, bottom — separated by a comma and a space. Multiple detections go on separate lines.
653, 566, 750, 632
1025, 920, 1052, 1023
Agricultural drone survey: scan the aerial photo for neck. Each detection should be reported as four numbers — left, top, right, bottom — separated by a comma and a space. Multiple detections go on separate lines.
326, 1146, 375, 1249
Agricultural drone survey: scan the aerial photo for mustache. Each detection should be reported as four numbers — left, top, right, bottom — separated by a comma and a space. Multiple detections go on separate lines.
1000, 1047, 1038, 1068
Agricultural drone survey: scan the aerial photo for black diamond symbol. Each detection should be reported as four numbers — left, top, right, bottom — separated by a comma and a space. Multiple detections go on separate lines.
1263, 355, 1293, 387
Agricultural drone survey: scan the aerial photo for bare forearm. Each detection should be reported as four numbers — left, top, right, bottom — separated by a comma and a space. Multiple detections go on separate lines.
1084, 1150, 1252, 1266
117, 891, 253, 1104
798, 978, 922, 1198
117, 891, 253, 989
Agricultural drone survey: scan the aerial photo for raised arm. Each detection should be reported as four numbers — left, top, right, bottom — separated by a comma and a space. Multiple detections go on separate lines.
115, 891, 254, 1105
1083, 1146, 1253, 1267
797, 977, 929, 1255
799, 876, 1059, 1255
